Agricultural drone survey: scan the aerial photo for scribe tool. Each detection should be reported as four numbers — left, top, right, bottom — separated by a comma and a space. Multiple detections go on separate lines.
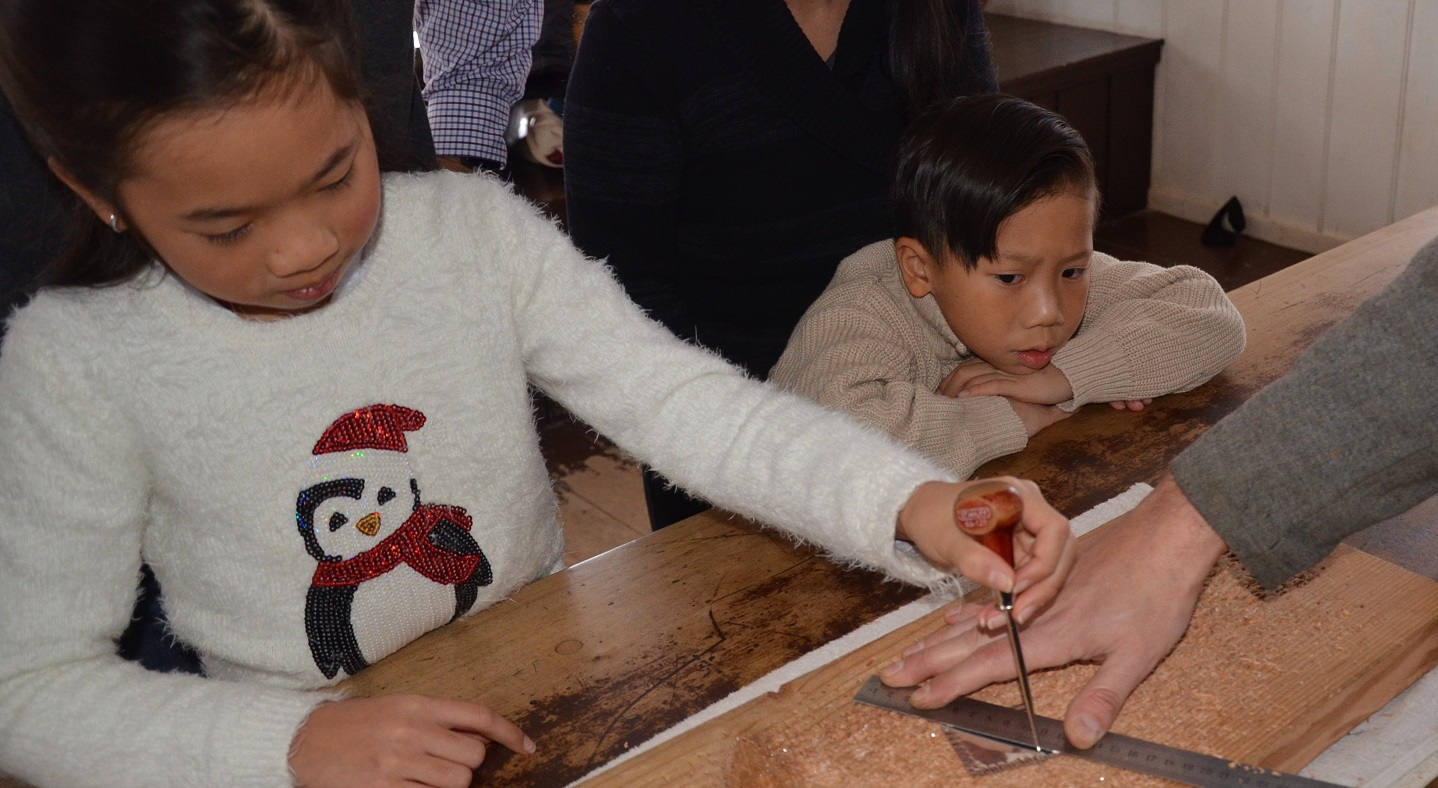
950, 479, 1042, 752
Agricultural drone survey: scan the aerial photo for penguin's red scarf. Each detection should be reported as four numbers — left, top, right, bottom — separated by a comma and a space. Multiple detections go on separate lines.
311, 505, 481, 587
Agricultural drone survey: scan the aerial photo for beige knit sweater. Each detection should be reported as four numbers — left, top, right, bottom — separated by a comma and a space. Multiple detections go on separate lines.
770, 240, 1245, 478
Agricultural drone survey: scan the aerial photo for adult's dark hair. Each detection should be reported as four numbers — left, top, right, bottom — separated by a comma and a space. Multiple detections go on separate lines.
886, 0, 999, 122
0, 0, 388, 290
893, 93, 1096, 269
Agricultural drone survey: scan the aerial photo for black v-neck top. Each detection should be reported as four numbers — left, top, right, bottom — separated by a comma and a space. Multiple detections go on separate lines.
564, 0, 995, 376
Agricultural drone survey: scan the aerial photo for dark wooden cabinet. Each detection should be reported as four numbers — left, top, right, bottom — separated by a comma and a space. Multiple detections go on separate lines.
987, 14, 1163, 220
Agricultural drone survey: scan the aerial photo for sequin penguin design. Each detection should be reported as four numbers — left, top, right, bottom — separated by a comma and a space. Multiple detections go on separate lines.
296, 404, 492, 679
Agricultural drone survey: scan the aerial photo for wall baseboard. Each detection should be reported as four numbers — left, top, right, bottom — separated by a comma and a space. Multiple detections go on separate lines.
1147, 189, 1348, 256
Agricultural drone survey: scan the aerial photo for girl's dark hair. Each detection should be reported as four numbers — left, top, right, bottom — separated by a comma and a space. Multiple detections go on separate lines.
892, 94, 1096, 270
0, 0, 374, 289
886, 0, 999, 122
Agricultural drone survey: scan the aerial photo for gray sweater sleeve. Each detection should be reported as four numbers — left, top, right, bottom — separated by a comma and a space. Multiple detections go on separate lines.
1171, 236, 1438, 588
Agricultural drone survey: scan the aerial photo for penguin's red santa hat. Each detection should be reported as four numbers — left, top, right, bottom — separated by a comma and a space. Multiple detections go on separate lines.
313, 404, 426, 455
308, 403, 426, 479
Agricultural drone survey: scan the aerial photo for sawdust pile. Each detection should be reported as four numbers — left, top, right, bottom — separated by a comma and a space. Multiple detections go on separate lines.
727, 551, 1364, 786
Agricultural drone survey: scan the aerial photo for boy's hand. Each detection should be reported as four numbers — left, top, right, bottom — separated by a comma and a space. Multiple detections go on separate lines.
943, 361, 1155, 415
1007, 398, 1072, 437
938, 360, 1074, 405
896, 478, 1075, 619
290, 694, 534, 788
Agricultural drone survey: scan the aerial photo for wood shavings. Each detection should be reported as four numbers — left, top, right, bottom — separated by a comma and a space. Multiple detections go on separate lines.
722, 547, 1423, 786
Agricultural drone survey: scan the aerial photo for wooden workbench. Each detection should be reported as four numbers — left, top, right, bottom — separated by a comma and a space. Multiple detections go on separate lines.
335, 206, 1438, 787
2, 222, 1430, 788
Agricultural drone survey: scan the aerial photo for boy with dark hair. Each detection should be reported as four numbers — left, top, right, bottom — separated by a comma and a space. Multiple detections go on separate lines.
771, 94, 1245, 478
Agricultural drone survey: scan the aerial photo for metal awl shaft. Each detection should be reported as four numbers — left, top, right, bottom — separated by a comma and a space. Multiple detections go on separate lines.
998, 589, 1041, 751
952, 480, 1041, 752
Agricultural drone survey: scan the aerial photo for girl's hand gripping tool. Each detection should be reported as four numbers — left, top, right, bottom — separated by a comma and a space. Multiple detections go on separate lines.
953, 480, 1043, 752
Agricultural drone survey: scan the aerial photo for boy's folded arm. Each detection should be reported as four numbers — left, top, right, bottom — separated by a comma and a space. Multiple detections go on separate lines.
772, 328, 1028, 481
1053, 257, 1246, 408
903, 389, 1031, 477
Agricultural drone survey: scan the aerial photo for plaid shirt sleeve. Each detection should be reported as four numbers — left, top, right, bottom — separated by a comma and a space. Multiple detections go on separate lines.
414, 0, 541, 166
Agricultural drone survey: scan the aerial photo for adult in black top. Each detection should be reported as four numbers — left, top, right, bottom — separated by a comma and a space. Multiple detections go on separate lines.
564, 0, 997, 527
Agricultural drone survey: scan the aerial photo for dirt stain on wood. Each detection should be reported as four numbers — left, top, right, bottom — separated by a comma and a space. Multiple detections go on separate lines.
473, 563, 923, 786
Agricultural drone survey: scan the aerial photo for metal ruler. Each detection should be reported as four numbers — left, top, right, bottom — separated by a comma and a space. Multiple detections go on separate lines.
853, 676, 1345, 787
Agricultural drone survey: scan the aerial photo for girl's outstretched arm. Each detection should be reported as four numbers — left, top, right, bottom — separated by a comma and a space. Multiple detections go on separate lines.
289, 695, 533, 788
479, 175, 1063, 594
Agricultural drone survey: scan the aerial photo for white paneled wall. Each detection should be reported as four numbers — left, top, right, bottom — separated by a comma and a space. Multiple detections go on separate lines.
986, 0, 1438, 253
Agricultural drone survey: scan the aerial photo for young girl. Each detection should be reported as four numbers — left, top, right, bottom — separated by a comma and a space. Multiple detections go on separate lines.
0, 2, 1072, 786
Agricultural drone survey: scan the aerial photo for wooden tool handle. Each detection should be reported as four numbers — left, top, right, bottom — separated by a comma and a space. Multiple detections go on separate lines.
953, 480, 1023, 567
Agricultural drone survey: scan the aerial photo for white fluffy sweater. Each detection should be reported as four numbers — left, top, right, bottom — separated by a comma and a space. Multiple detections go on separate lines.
0, 172, 957, 787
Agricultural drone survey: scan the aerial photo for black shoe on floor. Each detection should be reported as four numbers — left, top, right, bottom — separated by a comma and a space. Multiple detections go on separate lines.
1201, 196, 1247, 246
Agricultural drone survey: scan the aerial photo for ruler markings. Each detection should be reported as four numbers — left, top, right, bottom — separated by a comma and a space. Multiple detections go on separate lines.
853, 676, 1345, 788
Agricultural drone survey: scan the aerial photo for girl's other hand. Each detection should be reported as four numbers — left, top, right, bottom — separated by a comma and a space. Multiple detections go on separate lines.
1109, 398, 1152, 411
290, 694, 534, 788
896, 477, 1075, 620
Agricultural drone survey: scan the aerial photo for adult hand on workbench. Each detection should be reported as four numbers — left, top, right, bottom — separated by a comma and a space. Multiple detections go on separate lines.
289, 694, 534, 787
880, 472, 1228, 748
896, 477, 1075, 614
